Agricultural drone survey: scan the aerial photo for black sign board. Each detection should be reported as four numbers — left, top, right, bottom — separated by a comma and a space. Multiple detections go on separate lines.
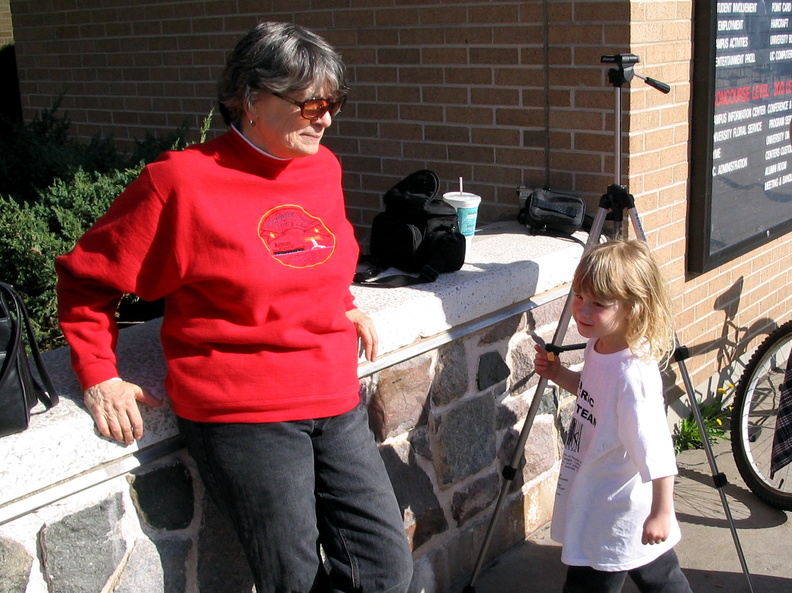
689, 0, 792, 273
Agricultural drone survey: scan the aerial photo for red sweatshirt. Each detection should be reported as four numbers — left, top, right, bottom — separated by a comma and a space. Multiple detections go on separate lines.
56, 129, 362, 423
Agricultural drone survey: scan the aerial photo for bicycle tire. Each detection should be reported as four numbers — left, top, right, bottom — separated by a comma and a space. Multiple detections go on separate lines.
731, 319, 792, 510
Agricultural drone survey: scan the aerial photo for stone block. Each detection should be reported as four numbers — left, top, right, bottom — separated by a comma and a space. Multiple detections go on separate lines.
562, 332, 586, 367
443, 511, 514, 590
407, 546, 449, 593
476, 313, 523, 345
522, 473, 558, 536
370, 354, 433, 441
506, 334, 538, 395
114, 539, 163, 593
381, 439, 448, 550
39, 494, 127, 593
155, 538, 192, 593
0, 536, 33, 593
430, 341, 468, 407
444, 523, 479, 590
451, 472, 499, 526
537, 384, 560, 416
496, 388, 533, 431
129, 459, 194, 531
488, 489, 530, 558
520, 415, 558, 481
197, 493, 254, 593
114, 537, 191, 593
498, 414, 558, 492
496, 381, 556, 433
358, 374, 377, 407
477, 351, 510, 391
526, 296, 568, 332
408, 425, 432, 461
431, 394, 496, 487
557, 393, 577, 445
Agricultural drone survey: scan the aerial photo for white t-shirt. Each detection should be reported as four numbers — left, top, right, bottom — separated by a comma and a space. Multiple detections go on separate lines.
550, 341, 681, 571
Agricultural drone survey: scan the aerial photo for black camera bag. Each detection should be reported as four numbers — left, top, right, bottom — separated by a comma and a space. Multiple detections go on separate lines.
358, 170, 466, 286
517, 186, 587, 235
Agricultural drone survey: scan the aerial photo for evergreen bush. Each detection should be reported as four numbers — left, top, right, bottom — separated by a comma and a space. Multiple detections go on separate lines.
0, 103, 214, 350
0, 167, 141, 348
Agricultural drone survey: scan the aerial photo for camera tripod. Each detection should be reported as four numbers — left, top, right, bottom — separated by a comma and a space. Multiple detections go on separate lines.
464, 54, 755, 593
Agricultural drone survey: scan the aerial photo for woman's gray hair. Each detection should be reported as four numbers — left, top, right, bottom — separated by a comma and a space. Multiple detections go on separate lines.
218, 22, 346, 126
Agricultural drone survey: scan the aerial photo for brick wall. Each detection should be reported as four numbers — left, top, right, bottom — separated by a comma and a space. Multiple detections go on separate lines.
9, 0, 792, 403
0, 0, 12, 46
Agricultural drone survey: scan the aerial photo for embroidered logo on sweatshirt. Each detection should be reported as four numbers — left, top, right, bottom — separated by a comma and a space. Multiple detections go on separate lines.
258, 204, 336, 268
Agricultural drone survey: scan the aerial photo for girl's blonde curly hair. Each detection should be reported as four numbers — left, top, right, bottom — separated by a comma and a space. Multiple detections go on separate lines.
572, 239, 675, 365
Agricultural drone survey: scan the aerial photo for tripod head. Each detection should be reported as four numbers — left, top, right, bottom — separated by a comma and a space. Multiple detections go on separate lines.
601, 54, 670, 93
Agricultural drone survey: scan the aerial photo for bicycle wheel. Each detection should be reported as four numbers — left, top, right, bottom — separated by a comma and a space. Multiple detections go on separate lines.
731, 319, 792, 510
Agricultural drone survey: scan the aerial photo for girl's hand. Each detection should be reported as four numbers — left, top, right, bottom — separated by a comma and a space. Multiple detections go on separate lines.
642, 511, 671, 545
534, 344, 561, 381
83, 379, 163, 445
642, 475, 675, 545
346, 308, 378, 362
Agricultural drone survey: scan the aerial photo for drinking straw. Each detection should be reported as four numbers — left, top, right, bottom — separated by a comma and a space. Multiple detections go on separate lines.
459, 177, 463, 195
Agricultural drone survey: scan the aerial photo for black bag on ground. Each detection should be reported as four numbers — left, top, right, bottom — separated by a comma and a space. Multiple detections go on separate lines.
0, 282, 59, 437
517, 186, 587, 235
358, 170, 466, 287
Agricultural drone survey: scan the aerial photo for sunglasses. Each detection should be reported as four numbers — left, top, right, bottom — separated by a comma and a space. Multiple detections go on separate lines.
271, 92, 348, 120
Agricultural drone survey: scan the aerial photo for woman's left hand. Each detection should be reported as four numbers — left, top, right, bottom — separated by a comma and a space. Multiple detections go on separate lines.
346, 308, 378, 362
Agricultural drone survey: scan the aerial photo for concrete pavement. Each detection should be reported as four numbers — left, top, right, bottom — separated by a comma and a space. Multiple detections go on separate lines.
470, 440, 792, 593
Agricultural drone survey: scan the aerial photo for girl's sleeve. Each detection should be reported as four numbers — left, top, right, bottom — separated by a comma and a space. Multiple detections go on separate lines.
617, 363, 679, 482
55, 167, 182, 389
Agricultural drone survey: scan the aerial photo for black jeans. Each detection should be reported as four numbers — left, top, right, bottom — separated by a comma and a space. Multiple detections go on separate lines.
563, 549, 693, 593
178, 404, 413, 593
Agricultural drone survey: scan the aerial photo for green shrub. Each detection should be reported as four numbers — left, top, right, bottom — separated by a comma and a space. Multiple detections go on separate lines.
0, 166, 142, 349
672, 391, 731, 454
0, 106, 214, 350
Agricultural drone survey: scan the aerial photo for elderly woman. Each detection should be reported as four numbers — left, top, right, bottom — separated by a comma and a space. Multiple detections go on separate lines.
56, 21, 413, 593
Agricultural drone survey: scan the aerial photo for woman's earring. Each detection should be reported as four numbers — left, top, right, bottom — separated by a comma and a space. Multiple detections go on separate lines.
249, 119, 256, 127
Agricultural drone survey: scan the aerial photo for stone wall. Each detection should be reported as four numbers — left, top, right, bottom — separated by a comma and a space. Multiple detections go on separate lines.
0, 298, 580, 593
0, 226, 587, 593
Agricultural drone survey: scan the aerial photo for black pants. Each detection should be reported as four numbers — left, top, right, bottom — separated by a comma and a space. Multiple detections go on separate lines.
177, 404, 413, 593
563, 549, 693, 593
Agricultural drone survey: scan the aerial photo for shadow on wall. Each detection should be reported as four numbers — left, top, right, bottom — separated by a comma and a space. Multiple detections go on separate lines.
0, 44, 23, 130
665, 276, 777, 409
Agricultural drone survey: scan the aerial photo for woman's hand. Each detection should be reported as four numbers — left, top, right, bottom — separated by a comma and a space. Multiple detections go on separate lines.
83, 379, 163, 445
346, 308, 378, 362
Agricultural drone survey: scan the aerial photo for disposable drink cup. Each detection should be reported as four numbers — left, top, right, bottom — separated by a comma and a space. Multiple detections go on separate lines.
443, 191, 481, 261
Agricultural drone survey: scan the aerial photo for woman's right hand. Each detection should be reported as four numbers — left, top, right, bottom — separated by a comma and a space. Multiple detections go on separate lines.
534, 344, 561, 381
83, 379, 163, 445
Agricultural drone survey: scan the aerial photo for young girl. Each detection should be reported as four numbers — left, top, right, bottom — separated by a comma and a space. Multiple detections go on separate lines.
535, 239, 693, 593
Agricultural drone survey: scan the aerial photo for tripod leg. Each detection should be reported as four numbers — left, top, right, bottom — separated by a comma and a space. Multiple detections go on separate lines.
675, 353, 756, 592
628, 206, 755, 593
464, 207, 609, 592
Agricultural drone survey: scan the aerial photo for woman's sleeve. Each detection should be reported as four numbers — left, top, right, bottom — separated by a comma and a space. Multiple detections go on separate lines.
55, 167, 180, 389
